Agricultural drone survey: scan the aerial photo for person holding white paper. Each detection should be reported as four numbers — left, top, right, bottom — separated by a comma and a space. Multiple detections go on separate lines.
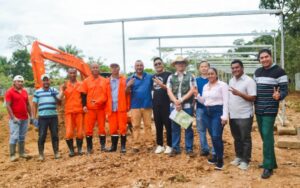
167, 56, 196, 157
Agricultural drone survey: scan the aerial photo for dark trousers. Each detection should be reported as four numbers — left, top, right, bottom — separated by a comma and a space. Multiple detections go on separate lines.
229, 117, 253, 163
153, 104, 172, 147
256, 115, 277, 169
38, 116, 59, 153
202, 105, 224, 159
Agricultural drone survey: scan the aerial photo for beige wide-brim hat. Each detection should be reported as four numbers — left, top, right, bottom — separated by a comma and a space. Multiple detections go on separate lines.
171, 56, 189, 66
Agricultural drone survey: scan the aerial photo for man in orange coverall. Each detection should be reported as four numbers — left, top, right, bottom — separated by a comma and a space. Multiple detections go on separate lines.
106, 63, 130, 153
80, 63, 109, 154
60, 68, 84, 157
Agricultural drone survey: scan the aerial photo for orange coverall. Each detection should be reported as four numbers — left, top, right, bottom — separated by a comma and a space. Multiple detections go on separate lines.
107, 76, 130, 136
80, 75, 109, 136
64, 81, 84, 140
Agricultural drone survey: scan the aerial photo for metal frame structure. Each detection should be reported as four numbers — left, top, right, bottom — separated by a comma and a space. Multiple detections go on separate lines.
129, 32, 277, 62
84, 9, 286, 125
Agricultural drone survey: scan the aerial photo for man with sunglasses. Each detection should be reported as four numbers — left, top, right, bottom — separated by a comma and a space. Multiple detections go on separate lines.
152, 57, 172, 154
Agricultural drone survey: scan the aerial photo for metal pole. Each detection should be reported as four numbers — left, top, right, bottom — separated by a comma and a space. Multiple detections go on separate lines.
180, 48, 183, 56
121, 21, 126, 73
274, 34, 277, 64
159, 44, 272, 49
158, 38, 161, 58
280, 13, 286, 126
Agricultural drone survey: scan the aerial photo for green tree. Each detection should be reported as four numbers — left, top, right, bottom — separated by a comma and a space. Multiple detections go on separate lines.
9, 49, 34, 87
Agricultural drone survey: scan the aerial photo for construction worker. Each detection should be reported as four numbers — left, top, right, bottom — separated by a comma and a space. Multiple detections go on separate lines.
60, 68, 84, 157
106, 63, 130, 153
126, 60, 153, 153
80, 63, 109, 154
5, 75, 33, 162
33, 74, 62, 161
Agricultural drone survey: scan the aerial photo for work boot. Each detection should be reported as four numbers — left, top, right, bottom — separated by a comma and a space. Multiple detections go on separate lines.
9, 144, 17, 162
99, 135, 107, 151
76, 138, 83, 155
52, 140, 60, 159
86, 136, 93, 154
66, 139, 75, 157
120, 135, 126, 153
19, 141, 30, 159
107, 136, 119, 152
38, 142, 45, 161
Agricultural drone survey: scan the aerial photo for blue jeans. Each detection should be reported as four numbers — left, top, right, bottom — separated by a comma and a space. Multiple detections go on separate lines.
9, 119, 28, 144
202, 105, 224, 159
171, 107, 194, 153
196, 108, 215, 154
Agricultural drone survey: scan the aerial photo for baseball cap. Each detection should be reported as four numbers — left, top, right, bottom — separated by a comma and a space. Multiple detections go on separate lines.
13, 75, 24, 81
41, 74, 50, 80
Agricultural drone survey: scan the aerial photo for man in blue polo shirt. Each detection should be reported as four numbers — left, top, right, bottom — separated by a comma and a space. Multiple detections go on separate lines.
126, 60, 153, 153
33, 74, 62, 161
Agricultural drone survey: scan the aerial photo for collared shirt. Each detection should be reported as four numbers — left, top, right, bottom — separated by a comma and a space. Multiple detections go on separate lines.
166, 71, 195, 109
33, 87, 59, 117
128, 72, 153, 109
229, 74, 257, 119
201, 80, 229, 120
195, 76, 209, 109
110, 77, 120, 112
5, 87, 29, 120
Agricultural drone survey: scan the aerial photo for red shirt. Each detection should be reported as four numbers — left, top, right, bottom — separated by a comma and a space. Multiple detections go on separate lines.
5, 87, 29, 120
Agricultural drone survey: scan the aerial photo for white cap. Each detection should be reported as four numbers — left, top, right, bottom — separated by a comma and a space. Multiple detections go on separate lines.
41, 74, 50, 80
13, 75, 24, 81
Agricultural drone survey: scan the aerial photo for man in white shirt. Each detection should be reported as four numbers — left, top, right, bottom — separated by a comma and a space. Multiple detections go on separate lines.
228, 60, 256, 170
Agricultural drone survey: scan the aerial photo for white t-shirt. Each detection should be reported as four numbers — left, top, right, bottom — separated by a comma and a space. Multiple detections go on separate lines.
229, 74, 257, 119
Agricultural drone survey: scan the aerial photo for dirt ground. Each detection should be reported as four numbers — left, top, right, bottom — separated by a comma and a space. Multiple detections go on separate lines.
0, 93, 300, 188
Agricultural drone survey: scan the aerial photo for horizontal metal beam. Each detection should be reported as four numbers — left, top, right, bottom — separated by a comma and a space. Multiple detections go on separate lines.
160, 45, 272, 49
129, 32, 277, 40
84, 9, 282, 25
175, 52, 259, 55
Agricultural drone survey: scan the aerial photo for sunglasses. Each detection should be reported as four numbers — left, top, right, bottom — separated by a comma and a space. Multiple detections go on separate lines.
154, 62, 162, 66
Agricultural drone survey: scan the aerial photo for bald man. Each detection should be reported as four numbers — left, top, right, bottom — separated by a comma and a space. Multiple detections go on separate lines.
80, 63, 109, 154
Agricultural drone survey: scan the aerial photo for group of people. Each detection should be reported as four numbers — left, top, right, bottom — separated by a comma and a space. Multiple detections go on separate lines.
5, 48, 288, 179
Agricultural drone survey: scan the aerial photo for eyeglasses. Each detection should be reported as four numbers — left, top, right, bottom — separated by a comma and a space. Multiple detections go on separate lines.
154, 62, 162, 66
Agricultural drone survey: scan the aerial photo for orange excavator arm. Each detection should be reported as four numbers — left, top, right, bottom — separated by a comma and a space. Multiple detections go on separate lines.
31, 41, 92, 88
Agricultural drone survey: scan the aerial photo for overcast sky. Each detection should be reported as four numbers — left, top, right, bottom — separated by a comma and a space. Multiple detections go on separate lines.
0, 0, 280, 72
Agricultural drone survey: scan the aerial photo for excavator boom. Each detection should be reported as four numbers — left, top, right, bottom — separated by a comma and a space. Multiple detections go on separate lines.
31, 41, 91, 88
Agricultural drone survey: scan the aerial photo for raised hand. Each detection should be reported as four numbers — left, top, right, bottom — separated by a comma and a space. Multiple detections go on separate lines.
273, 87, 280, 101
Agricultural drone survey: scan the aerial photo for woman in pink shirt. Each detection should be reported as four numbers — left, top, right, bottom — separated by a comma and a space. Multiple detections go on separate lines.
197, 68, 229, 170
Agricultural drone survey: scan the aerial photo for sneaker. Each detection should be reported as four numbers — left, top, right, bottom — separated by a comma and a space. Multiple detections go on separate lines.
154, 145, 164, 154
169, 150, 180, 157
215, 160, 224, 170
54, 153, 61, 159
200, 151, 210, 156
164, 146, 172, 154
230, 157, 242, 166
208, 155, 217, 165
238, 162, 249, 170
38, 154, 44, 161
10, 155, 17, 162
186, 151, 196, 158
261, 169, 273, 179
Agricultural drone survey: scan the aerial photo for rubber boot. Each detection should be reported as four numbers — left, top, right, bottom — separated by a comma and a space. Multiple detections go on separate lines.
19, 141, 30, 159
99, 136, 107, 151
52, 140, 60, 159
86, 136, 93, 154
120, 135, 127, 153
38, 142, 45, 161
76, 138, 83, 155
107, 136, 119, 152
66, 139, 75, 157
9, 144, 17, 162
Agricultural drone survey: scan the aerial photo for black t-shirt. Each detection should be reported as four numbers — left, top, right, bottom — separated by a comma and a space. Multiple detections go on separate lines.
153, 71, 172, 106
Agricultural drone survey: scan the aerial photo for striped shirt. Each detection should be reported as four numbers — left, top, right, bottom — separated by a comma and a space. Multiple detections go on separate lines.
254, 64, 288, 116
33, 87, 59, 117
